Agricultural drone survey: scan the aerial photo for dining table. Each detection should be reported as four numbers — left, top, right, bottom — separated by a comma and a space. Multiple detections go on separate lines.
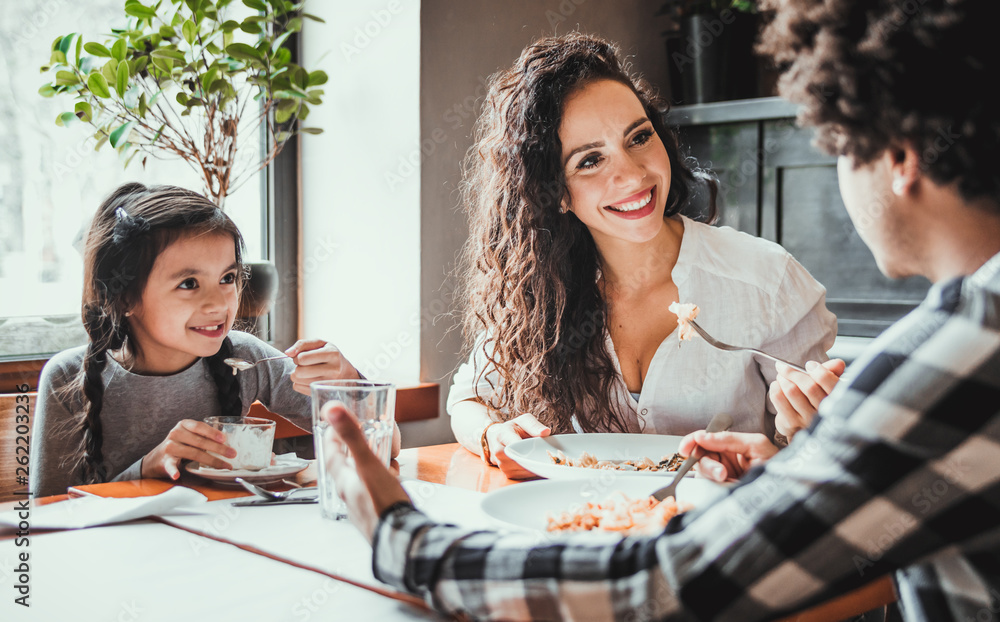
0, 443, 894, 621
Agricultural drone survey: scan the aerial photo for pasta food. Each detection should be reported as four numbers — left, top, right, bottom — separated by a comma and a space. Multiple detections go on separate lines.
668, 301, 700, 341
546, 493, 693, 534
548, 450, 685, 472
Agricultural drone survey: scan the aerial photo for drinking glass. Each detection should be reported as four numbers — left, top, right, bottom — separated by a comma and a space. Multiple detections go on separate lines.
311, 380, 396, 520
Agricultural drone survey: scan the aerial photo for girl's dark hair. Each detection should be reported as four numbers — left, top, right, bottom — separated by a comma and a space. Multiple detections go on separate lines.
757, 0, 1000, 207
70, 183, 246, 484
458, 33, 718, 433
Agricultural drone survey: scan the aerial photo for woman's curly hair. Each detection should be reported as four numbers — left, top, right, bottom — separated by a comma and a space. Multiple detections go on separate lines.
758, 0, 1000, 205
457, 33, 717, 433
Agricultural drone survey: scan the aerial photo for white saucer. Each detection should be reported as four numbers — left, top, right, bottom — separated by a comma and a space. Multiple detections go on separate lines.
185, 455, 309, 487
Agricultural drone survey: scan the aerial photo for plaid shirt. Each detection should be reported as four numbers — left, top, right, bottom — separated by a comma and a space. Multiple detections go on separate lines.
373, 252, 1000, 621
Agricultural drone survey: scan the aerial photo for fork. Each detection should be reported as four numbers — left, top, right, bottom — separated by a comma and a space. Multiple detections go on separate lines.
651, 412, 733, 502
688, 319, 809, 373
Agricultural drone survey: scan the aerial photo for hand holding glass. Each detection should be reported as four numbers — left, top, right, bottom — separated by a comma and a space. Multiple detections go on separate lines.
311, 380, 396, 520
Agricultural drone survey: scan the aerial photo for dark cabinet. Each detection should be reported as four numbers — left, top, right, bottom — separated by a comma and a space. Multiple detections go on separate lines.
669, 98, 931, 338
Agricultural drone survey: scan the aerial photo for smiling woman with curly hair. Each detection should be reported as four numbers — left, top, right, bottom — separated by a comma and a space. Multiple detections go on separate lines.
447, 32, 837, 477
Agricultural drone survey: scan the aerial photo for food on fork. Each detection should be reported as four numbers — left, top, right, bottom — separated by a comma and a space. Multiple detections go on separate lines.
548, 450, 685, 472
547, 493, 693, 534
668, 302, 700, 341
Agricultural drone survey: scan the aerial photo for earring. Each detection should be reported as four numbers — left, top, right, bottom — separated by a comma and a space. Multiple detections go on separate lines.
124, 311, 132, 317
892, 177, 906, 196
558, 203, 569, 214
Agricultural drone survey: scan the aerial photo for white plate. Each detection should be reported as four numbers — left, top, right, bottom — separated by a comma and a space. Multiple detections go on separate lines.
185, 455, 309, 487
481, 476, 726, 533
504, 433, 690, 480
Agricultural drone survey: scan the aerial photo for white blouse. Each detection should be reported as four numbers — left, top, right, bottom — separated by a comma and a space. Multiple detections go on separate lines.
447, 215, 838, 440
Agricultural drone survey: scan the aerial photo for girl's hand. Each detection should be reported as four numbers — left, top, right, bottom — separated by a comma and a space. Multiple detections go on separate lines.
141, 420, 236, 480
285, 339, 361, 395
678, 430, 779, 483
769, 359, 846, 439
485, 413, 550, 479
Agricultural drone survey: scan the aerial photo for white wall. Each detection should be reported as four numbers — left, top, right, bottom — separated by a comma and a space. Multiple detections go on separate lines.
301, 1, 421, 387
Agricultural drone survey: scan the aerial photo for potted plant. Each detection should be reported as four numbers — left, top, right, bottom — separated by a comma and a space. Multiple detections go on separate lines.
659, 1, 758, 104
39, 0, 327, 320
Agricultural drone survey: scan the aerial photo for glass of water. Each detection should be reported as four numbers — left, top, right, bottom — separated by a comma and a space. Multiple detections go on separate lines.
310, 380, 396, 520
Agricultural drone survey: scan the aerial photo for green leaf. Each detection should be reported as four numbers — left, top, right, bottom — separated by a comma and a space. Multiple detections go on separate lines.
138, 92, 148, 116
116, 61, 130, 96
243, 0, 267, 10
302, 13, 325, 23
109, 121, 134, 147
55, 70, 80, 86
286, 17, 302, 33
102, 59, 118, 85
200, 65, 218, 93
221, 20, 241, 32
239, 21, 262, 34
38, 84, 58, 98
159, 25, 176, 38
124, 2, 159, 20
132, 55, 150, 75
111, 38, 127, 62
299, 127, 322, 135
55, 111, 78, 127
307, 70, 327, 86
58, 33, 76, 55
182, 19, 197, 44
74, 101, 93, 122
75, 35, 83, 66
274, 130, 291, 142
275, 104, 297, 123
176, 92, 190, 105
87, 72, 112, 98
150, 55, 174, 75
50, 49, 68, 65
84, 42, 113, 58
151, 48, 187, 62
209, 78, 228, 94
225, 42, 262, 62
272, 47, 291, 66
270, 30, 293, 54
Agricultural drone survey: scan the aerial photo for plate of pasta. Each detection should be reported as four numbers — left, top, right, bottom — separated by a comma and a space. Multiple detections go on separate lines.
504, 433, 693, 480
480, 476, 725, 534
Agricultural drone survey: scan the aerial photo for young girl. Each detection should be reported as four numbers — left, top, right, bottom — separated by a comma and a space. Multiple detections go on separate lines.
449, 33, 838, 478
30, 182, 399, 498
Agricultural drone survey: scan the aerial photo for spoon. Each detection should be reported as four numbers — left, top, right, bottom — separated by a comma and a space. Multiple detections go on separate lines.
235, 477, 316, 501
651, 412, 734, 502
223, 354, 291, 374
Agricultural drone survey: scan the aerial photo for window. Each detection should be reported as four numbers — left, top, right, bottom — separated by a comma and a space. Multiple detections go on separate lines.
0, 1, 266, 360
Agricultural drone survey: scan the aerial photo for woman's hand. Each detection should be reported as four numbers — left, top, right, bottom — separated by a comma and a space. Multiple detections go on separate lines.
141, 420, 236, 480
325, 403, 411, 543
285, 339, 361, 395
769, 359, 846, 438
484, 413, 550, 479
678, 430, 779, 483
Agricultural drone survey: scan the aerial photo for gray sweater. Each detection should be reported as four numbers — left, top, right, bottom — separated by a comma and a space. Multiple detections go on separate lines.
30, 331, 310, 498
